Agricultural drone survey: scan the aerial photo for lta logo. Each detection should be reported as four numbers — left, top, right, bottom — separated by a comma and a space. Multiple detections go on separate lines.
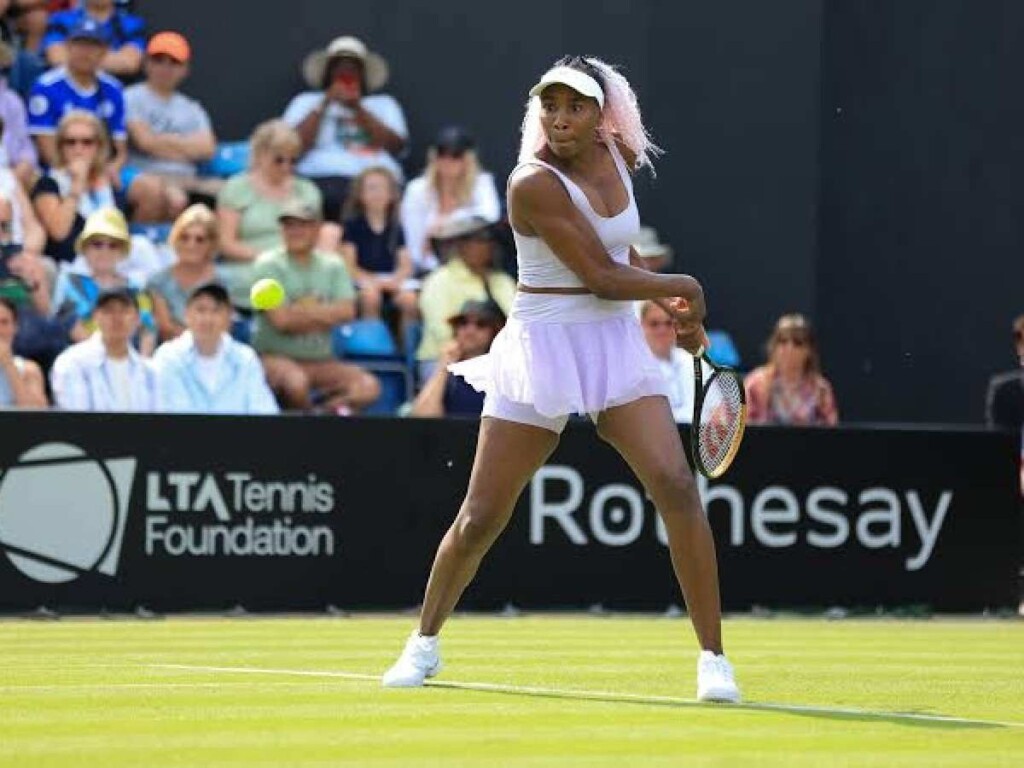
0, 443, 136, 584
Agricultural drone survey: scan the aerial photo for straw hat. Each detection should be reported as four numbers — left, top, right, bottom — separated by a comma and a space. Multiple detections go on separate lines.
75, 208, 130, 253
302, 36, 389, 91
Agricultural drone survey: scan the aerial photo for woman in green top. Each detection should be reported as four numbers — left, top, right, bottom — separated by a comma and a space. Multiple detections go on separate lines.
215, 119, 322, 306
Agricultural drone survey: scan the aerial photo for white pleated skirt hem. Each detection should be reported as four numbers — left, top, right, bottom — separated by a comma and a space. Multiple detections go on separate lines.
448, 312, 669, 420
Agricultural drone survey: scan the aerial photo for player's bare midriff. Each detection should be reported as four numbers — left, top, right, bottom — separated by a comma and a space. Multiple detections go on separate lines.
516, 283, 592, 295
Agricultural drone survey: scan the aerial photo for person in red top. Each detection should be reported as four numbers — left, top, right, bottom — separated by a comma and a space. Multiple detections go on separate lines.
744, 313, 838, 425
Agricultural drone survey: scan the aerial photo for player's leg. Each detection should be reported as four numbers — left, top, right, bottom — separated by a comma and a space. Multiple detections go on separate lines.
384, 402, 562, 687
596, 395, 740, 701
420, 414, 560, 634
596, 395, 721, 649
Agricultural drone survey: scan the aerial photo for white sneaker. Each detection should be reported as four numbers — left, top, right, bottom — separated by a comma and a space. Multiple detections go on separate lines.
381, 630, 442, 687
696, 650, 741, 703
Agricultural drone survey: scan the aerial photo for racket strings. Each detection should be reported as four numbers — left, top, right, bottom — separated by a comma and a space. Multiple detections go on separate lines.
698, 372, 745, 475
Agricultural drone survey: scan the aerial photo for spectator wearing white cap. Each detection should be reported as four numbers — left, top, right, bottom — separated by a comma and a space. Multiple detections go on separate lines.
400, 126, 501, 275
283, 35, 408, 222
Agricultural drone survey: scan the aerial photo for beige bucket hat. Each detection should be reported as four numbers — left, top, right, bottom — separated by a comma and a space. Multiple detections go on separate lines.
302, 35, 389, 91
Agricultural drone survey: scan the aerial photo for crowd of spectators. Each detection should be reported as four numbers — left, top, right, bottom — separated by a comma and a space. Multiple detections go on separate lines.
0, 2, 851, 426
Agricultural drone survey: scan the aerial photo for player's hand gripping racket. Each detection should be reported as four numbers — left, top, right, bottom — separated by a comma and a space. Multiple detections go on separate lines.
690, 345, 747, 479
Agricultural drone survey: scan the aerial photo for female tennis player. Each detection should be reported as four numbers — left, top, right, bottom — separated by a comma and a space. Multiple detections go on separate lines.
383, 56, 740, 702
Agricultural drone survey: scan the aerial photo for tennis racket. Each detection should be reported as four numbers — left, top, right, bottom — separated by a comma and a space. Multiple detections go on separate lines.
691, 347, 747, 479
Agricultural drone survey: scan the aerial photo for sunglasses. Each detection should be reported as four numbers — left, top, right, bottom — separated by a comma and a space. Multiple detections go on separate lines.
86, 237, 124, 251
61, 136, 98, 147
272, 155, 298, 166
437, 148, 466, 159
178, 233, 209, 245
454, 317, 493, 330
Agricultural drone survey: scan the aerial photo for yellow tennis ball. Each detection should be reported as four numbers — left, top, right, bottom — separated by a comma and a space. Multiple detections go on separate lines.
250, 278, 285, 310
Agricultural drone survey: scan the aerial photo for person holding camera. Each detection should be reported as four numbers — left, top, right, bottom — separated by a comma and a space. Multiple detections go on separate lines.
283, 35, 408, 222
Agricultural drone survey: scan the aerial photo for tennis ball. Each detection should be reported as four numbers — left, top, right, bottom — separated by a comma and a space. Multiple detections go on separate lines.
250, 278, 285, 310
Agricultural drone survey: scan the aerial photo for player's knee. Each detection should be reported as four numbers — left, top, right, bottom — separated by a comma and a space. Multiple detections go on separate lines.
452, 505, 503, 554
648, 460, 697, 502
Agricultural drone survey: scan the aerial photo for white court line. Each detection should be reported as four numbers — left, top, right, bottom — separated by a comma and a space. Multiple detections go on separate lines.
150, 664, 1024, 729
1, 680, 343, 694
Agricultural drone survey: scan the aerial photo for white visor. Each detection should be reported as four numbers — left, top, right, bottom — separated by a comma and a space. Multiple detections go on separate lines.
528, 66, 605, 108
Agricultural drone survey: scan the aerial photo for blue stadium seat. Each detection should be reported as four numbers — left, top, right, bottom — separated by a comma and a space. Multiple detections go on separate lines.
196, 141, 250, 179
332, 319, 398, 359
361, 363, 411, 415
706, 329, 741, 368
403, 321, 423, 370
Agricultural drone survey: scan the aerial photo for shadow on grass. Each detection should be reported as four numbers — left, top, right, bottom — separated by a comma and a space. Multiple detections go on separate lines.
149, 663, 1014, 731
422, 678, 1008, 731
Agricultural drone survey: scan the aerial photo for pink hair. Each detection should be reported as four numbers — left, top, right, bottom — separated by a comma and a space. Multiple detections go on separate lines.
518, 56, 662, 172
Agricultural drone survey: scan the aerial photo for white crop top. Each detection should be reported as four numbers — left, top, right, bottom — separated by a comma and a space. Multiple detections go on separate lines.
510, 141, 640, 289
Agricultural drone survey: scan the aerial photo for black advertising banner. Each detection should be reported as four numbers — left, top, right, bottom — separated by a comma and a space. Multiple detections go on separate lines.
0, 413, 1017, 613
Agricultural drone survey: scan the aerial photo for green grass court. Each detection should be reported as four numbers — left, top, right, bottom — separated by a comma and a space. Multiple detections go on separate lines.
2, 615, 1022, 766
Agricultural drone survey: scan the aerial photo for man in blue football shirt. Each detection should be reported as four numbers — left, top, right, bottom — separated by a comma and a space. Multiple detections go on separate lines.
29, 18, 175, 222
28, 18, 126, 167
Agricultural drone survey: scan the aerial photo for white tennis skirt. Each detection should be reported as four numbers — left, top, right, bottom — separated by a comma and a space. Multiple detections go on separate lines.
448, 291, 668, 419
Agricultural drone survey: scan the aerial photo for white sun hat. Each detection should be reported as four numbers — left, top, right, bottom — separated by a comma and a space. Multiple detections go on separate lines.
302, 36, 390, 91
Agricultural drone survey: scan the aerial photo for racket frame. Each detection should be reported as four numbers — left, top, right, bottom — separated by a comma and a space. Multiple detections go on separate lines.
691, 347, 748, 479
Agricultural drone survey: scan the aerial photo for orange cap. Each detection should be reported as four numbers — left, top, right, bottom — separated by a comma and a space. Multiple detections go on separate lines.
147, 32, 191, 63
